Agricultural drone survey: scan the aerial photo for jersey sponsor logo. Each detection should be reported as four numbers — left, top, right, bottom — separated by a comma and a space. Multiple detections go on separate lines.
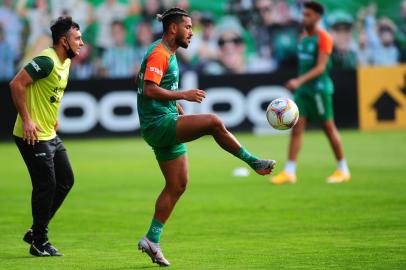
30, 60, 41, 72
149, 66, 163, 77
298, 53, 313, 60
307, 43, 315, 52
50, 95, 61, 104
170, 82, 178, 90
53, 87, 63, 94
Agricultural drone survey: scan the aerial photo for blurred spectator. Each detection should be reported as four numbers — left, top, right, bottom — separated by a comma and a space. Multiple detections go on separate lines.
0, 23, 15, 80
50, 0, 94, 32
134, 21, 154, 73
94, 0, 140, 51
179, 12, 218, 70
400, 0, 406, 35
396, 0, 406, 61
252, 0, 300, 68
0, 0, 23, 58
71, 43, 96, 79
16, 0, 52, 68
228, 0, 254, 29
364, 11, 400, 66
176, 0, 190, 11
2, 0, 406, 79
203, 17, 275, 75
251, 0, 273, 60
17, 0, 51, 46
100, 20, 137, 78
374, 18, 400, 65
141, 0, 164, 38
357, 31, 373, 66
329, 11, 357, 69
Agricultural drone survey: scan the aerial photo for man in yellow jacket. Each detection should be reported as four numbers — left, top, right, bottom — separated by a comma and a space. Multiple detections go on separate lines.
10, 16, 83, 257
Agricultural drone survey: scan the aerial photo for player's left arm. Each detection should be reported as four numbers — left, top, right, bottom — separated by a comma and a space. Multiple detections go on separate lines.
287, 31, 333, 90
292, 53, 329, 87
176, 103, 185, 115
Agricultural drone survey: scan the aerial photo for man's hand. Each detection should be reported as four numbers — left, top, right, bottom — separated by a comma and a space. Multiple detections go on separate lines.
176, 103, 185, 115
286, 78, 301, 91
183, 89, 206, 103
23, 119, 42, 145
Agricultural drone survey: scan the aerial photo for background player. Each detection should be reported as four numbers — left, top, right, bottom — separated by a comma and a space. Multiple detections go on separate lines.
271, 1, 350, 185
9, 16, 83, 256
136, 8, 276, 267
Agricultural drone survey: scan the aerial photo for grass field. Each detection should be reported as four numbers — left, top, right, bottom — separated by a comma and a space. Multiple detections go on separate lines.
0, 130, 405, 270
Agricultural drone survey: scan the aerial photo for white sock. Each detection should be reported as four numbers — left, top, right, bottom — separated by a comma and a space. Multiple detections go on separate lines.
337, 159, 350, 174
284, 160, 296, 175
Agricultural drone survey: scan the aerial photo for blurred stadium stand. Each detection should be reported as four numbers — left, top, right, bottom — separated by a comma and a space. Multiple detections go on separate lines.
1, 0, 405, 139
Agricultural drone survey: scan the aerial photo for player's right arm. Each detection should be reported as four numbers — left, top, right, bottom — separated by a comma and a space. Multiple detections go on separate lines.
142, 49, 205, 103
286, 30, 333, 91
10, 56, 52, 145
10, 69, 41, 145
144, 81, 205, 103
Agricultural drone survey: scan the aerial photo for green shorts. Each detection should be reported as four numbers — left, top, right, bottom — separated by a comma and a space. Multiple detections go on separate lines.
294, 91, 334, 122
141, 113, 186, 162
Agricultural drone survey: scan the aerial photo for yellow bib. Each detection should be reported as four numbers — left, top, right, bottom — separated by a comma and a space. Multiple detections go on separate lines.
13, 48, 71, 140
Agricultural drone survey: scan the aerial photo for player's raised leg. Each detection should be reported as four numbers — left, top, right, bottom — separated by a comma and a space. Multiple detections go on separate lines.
175, 114, 276, 175
138, 155, 188, 267
321, 120, 350, 183
271, 117, 306, 185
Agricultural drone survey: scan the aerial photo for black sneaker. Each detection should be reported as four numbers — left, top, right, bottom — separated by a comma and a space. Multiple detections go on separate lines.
30, 242, 63, 257
23, 229, 33, 244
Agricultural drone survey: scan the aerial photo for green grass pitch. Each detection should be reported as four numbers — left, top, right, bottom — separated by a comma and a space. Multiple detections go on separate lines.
0, 130, 405, 270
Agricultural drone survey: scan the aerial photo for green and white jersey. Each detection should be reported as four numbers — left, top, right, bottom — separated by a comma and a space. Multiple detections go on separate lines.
297, 29, 334, 95
137, 39, 180, 131
13, 47, 71, 140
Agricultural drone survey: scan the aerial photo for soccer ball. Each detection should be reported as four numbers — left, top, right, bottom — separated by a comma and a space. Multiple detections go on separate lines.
266, 98, 299, 130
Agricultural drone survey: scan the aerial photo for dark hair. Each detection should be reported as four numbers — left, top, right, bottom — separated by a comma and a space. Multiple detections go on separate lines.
304, 1, 324, 15
111, 20, 125, 29
156, 7, 190, 32
50, 16, 80, 45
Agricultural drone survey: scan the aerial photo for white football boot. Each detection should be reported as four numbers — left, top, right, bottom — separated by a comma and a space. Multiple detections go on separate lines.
138, 236, 170, 267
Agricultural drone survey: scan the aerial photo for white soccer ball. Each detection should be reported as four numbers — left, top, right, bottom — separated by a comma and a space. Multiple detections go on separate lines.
266, 98, 299, 130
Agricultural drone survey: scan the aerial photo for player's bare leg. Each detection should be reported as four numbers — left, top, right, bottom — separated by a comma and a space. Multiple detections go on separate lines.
138, 155, 188, 267
320, 120, 343, 160
321, 120, 350, 183
155, 155, 188, 223
288, 117, 307, 162
175, 114, 276, 175
271, 117, 306, 184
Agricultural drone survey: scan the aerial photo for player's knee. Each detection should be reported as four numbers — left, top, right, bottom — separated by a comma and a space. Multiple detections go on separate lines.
169, 178, 188, 197
65, 175, 74, 193
322, 121, 338, 135
291, 125, 303, 136
209, 114, 225, 133
178, 182, 187, 195
168, 183, 187, 197
58, 169, 74, 193
67, 170, 74, 190
35, 178, 57, 194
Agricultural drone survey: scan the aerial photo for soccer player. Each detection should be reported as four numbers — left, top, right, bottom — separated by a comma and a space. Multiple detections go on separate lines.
271, 1, 350, 185
9, 16, 83, 256
136, 8, 276, 267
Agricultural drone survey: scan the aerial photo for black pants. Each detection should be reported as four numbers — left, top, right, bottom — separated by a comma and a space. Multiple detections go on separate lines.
15, 136, 74, 243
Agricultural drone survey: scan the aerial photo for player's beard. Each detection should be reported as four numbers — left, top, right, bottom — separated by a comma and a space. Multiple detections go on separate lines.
65, 42, 77, 59
176, 33, 189, 49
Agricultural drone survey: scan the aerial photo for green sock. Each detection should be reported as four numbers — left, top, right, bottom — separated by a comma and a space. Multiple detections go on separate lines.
234, 147, 259, 168
146, 218, 164, 243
